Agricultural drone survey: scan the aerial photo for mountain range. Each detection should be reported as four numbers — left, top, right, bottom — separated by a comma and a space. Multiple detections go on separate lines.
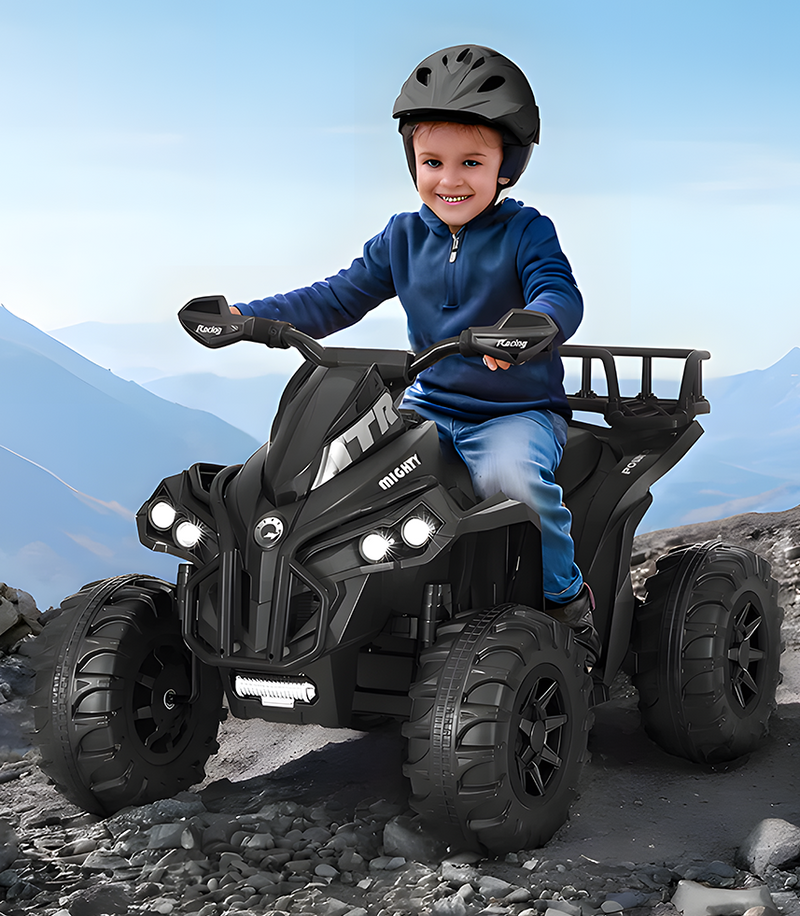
3, 303, 799, 609
0, 305, 259, 610
643, 348, 800, 530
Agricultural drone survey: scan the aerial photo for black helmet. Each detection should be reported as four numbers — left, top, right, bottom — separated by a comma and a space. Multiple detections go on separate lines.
392, 45, 540, 188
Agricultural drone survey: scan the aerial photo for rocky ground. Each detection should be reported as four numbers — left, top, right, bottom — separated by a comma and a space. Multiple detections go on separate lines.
1, 507, 800, 916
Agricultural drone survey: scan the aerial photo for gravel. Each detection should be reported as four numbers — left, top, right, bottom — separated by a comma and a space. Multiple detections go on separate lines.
1, 762, 797, 916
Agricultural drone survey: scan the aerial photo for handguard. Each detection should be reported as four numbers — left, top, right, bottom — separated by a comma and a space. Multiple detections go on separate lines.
458, 309, 558, 365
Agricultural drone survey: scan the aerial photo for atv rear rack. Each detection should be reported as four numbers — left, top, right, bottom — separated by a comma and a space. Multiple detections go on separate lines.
560, 345, 710, 430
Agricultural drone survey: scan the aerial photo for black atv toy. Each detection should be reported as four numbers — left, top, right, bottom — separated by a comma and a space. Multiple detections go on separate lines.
30, 296, 783, 855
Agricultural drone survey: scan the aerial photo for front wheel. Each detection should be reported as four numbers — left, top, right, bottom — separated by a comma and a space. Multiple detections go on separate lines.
633, 542, 783, 764
30, 575, 223, 815
403, 604, 592, 855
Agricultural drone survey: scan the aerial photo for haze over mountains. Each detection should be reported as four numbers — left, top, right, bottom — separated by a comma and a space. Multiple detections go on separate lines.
1, 305, 259, 609
3, 303, 800, 609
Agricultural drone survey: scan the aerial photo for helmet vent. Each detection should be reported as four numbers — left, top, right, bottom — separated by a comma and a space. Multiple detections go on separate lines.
456, 48, 472, 63
441, 54, 448, 66
472, 56, 486, 69
478, 74, 506, 93
416, 66, 431, 86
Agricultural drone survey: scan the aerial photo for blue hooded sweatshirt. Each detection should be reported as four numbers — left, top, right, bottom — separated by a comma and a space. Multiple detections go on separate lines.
235, 197, 583, 422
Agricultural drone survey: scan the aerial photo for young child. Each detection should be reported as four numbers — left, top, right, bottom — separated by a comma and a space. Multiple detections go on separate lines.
229, 45, 599, 659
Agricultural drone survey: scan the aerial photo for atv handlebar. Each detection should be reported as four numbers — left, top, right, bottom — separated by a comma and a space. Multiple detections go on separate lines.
179, 296, 558, 382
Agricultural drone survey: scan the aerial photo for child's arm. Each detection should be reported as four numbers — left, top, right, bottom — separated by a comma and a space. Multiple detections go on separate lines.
517, 214, 583, 347
480, 214, 581, 372
228, 223, 396, 339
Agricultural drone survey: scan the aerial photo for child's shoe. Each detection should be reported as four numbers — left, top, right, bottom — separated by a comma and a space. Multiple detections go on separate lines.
545, 584, 601, 669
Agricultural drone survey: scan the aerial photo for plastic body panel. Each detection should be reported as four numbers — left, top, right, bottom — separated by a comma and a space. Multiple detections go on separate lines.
137, 337, 711, 723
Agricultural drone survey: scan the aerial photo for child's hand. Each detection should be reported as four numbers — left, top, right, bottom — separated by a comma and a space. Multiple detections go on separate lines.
230, 306, 242, 315
483, 355, 511, 371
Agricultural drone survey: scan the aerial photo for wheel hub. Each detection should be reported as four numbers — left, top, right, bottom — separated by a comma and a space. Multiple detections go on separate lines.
727, 600, 764, 708
132, 643, 193, 756
528, 719, 547, 754
515, 676, 568, 797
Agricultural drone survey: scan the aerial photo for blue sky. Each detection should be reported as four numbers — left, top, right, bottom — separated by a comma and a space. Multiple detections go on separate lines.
2, 0, 799, 379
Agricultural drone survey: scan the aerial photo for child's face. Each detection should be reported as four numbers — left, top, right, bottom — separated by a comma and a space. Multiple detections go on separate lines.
413, 121, 504, 233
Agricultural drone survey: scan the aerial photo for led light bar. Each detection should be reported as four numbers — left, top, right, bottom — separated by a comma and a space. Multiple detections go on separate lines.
234, 675, 317, 708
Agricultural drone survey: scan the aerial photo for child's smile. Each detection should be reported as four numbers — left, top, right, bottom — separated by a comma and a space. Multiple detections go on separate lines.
413, 121, 504, 234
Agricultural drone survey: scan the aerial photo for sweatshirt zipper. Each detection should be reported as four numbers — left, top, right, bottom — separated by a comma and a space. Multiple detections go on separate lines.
444, 228, 464, 308
449, 231, 461, 263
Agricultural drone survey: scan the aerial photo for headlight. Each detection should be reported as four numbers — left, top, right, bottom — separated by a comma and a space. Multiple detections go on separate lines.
175, 520, 204, 549
359, 532, 394, 564
149, 501, 177, 530
401, 517, 435, 548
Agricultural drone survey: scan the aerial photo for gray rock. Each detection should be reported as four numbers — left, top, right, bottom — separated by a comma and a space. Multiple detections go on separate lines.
478, 874, 515, 898
369, 855, 406, 870
770, 893, 800, 916
148, 822, 189, 849
442, 861, 481, 886
0, 822, 18, 871
59, 838, 98, 857
318, 898, 350, 916
302, 825, 333, 843
13, 588, 38, 620
64, 882, 132, 916
383, 814, 448, 863
337, 848, 365, 871
546, 900, 582, 915
0, 598, 18, 636
671, 879, 774, 916
80, 850, 134, 872
643, 906, 682, 916
431, 895, 470, 916
201, 815, 249, 852
106, 794, 206, 835
736, 818, 800, 876
446, 850, 483, 864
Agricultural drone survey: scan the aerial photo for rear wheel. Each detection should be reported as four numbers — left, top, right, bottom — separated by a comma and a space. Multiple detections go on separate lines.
30, 576, 223, 815
633, 542, 783, 764
403, 604, 592, 855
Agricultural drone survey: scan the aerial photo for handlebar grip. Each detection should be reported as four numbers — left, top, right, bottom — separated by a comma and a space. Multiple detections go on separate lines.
248, 317, 294, 349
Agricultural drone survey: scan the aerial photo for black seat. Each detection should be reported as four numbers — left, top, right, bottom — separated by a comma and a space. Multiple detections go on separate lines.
556, 426, 604, 497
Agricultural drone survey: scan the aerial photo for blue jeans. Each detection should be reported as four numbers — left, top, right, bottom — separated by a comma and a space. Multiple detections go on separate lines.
410, 403, 583, 603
